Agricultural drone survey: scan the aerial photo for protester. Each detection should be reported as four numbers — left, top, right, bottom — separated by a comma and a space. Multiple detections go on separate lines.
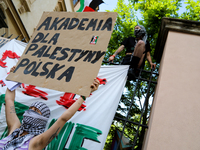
0, 66, 100, 150
109, 25, 156, 78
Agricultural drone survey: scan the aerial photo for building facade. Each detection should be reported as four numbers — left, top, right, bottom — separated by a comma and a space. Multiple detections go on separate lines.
0, 0, 75, 42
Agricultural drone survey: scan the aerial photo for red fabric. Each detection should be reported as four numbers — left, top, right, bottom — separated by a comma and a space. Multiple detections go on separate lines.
83, 6, 95, 12
22, 85, 48, 100
0, 60, 6, 68
1, 50, 20, 61
0, 50, 20, 68
56, 92, 86, 111
0, 80, 5, 87
96, 77, 107, 85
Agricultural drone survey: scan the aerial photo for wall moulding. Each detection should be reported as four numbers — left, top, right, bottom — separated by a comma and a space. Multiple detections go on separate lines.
18, 0, 36, 14
54, 0, 67, 12
0, 0, 8, 10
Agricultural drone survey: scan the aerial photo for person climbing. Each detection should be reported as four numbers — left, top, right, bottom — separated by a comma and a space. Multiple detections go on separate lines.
108, 25, 156, 79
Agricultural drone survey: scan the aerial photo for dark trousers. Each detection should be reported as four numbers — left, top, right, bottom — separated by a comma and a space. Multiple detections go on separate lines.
121, 55, 141, 69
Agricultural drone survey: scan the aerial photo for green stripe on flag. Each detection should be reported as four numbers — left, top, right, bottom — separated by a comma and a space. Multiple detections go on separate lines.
76, 0, 85, 12
95, 36, 99, 43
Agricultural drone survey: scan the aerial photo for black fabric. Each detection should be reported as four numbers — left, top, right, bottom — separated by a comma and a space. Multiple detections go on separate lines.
122, 55, 141, 69
121, 37, 151, 54
134, 29, 146, 39
126, 56, 141, 81
130, 56, 140, 69
2, 130, 34, 150
21, 109, 48, 135
121, 55, 131, 65
0, 8, 8, 28
30, 101, 50, 118
89, 0, 104, 10
2, 134, 26, 150
122, 54, 146, 69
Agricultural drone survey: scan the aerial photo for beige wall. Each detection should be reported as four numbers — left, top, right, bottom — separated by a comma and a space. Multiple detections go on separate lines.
65, 0, 74, 12
143, 31, 200, 150
12, 0, 60, 37
0, 0, 30, 41
0, 0, 73, 41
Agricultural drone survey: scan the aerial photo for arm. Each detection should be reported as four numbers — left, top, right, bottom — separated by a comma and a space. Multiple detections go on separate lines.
146, 51, 156, 69
5, 89, 21, 135
108, 45, 125, 62
30, 79, 100, 149
5, 66, 21, 135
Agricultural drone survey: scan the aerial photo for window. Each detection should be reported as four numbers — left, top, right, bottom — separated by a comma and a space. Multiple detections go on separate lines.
73, 0, 79, 6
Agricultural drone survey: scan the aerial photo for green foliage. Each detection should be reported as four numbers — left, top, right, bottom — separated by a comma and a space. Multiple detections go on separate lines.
180, 0, 200, 21
103, 0, 200, 149
134, 0, 181, 60
103, 0, 137, 63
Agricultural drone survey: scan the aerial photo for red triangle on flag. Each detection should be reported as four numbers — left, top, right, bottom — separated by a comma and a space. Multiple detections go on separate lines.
83, 6, 95, 12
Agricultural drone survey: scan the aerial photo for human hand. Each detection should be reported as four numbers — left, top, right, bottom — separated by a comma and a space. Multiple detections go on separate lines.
10, 66, 16, 72
108, 55, 115, 62
150, 63, 156, 69
90, 78, 100, 93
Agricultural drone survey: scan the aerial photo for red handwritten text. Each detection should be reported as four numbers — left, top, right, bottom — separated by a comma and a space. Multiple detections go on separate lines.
0, 50, 20, 68
56, 93, 86, 111
22, 85, 48, 100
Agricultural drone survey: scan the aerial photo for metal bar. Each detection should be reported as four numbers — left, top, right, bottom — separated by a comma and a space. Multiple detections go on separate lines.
21, 37, 26, 42
15, 35, 20, 40
116, 68, 143, 150
102, 60, 159, 75
102, 61, 158, 149
1, 33, 6, 37
131, 68, 154, 150
114, 116, 148, 128
7, 34, 13, 39
116, 127, 135, 141
138, 84, 142, 110
102, 60, 120, 65
139, 69, 159, 75
138, 77, 157, 84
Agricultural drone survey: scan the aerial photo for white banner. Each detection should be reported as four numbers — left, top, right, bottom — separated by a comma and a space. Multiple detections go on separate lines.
0, 39, 129, 149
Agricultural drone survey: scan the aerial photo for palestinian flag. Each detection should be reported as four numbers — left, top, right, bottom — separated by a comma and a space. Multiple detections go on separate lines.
77, 0, 104, 12
90, 36, 99, 45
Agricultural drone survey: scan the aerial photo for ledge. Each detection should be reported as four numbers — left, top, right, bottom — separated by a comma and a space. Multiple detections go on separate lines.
154, 17, 200, 63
